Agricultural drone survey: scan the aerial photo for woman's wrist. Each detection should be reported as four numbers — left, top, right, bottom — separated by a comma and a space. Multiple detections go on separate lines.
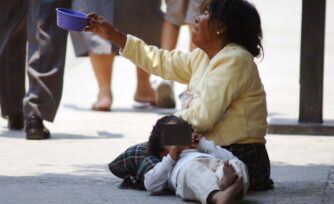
112, 30, 126, 49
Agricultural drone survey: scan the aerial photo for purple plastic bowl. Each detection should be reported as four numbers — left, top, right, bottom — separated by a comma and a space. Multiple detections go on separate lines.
56, 8, 88, 32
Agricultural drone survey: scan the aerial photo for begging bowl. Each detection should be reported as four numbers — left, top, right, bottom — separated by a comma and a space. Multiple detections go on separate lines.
56, 8, 88, 32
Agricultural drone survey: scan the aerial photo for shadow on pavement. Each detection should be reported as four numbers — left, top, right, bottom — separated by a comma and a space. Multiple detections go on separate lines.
0, 163, 332, 203
62, 103, 177, 115
97, 131, 123, 138
0, 130, 124, 140
62, 103, 284, 118
51, 132, 124, 140
0, 170, 182, 204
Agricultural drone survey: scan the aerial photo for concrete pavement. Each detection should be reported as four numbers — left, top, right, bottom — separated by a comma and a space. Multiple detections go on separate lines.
1, 0, 334, 203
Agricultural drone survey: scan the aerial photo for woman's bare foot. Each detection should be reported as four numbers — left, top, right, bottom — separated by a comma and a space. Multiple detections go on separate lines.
210, 177, 244, 204
92, 95, 112, 111
219, 161, 238, 190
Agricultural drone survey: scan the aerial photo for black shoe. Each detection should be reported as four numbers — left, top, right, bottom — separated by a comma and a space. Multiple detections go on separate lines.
7, 113, 24, 130
25, 115, 50, 140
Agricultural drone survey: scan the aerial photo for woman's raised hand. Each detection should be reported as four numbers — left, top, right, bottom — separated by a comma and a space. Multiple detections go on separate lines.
84, 13, 114, 40
84, 13, 126, 49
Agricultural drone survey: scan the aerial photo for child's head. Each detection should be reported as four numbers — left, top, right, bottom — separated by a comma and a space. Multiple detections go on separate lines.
148, 115, 192, 158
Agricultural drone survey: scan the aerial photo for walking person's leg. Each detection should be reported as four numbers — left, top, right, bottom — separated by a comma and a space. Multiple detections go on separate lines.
0, 0, 27, 130
158, 0, 206, 109
133, 68, 156, 107
184, 0, 206, 51
24, 0, 71, 139
90, 53, 114, 111
110, 0, 163, 109
70, 0, 115, 111
155, 0, 187, 109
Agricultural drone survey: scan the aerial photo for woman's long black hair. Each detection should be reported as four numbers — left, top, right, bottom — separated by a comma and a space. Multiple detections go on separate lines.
209, 0, 263, 57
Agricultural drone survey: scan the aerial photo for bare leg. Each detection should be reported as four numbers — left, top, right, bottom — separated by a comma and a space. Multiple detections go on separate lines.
188, 25, 197, 51
160, 20, 180, 50
176, 25, 196, 107
219, 161, 238, 190
89, 53, 114, 111
155, 20, 180, 108
210, 177, 244, 204
134, 67, 155, 103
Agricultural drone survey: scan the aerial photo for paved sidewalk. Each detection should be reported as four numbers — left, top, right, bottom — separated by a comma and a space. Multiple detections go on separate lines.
1, 0, 334, 203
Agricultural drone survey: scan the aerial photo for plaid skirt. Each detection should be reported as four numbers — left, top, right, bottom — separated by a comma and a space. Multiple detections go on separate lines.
221, 143, 274, 191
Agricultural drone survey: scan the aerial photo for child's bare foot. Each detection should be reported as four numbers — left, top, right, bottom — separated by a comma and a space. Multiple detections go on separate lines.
219, 161, 238, 190
210, 177, 244, 204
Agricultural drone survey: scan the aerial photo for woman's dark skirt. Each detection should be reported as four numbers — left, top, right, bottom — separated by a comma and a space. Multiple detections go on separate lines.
221, 143, 274, 191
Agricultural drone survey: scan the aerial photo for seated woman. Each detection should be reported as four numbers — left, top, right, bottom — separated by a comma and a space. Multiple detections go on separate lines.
87, 0, 273, 190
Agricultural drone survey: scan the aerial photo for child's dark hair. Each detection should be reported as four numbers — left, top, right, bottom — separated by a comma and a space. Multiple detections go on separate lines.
148, 115, 191, 158
209, 0, 263, 57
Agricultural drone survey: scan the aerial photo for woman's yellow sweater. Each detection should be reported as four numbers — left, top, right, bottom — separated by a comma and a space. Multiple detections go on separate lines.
121, 35, 268, 146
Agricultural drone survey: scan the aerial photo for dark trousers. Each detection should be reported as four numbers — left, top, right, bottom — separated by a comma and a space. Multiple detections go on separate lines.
0, 0, 27, 117
222, 143, 274, 191
0, 0, 71, 122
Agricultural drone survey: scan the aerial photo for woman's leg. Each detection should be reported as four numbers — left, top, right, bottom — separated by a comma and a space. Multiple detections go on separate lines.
89, 53, 114, 111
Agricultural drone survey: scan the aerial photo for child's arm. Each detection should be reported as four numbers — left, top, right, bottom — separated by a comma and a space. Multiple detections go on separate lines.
197, 137, 236, 160
144, 154, 176, 193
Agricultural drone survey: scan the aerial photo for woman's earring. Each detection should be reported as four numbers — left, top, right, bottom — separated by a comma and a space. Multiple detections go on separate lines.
216, 31, 221, 35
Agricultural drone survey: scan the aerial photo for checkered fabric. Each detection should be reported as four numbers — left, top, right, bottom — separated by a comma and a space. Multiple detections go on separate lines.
108, 142, 161, 190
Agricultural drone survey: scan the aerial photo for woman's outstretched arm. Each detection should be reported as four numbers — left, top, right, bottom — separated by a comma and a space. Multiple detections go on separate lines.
84, 13, 126, 49
85, 13, 194, 84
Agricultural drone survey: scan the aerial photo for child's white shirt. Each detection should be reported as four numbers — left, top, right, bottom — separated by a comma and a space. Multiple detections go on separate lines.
144, 138, 237, 193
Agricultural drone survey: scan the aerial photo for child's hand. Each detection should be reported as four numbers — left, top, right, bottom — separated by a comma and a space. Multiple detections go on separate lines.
191, 133, 203, 149
84, 13, 115, 40
168, 146, 185, 161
